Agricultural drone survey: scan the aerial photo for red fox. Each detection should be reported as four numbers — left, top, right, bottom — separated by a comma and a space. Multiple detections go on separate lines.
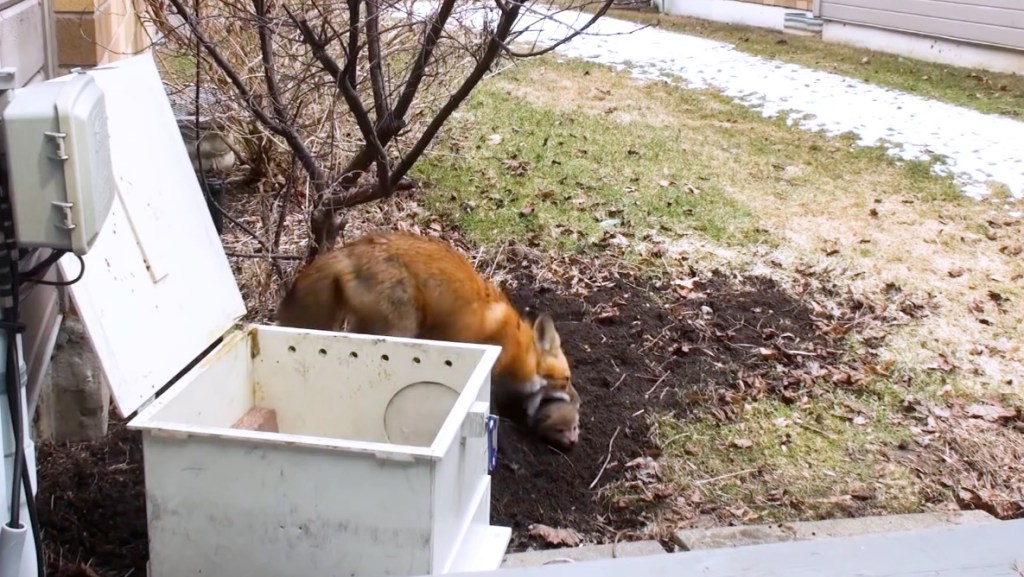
275, 231, 581, 446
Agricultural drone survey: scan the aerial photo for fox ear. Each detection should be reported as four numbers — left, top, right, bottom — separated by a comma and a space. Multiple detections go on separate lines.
532, 313, 561, 354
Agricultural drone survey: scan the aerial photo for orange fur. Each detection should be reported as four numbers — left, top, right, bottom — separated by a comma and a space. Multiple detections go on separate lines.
276, 231, 579, 404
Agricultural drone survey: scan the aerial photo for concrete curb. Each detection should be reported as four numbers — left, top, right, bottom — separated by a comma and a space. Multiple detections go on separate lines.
500, 540, 666, 569
673, 510, 999, 551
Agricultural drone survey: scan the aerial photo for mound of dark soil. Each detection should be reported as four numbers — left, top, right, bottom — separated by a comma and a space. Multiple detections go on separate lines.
491, 267, 843, 549
37, 420, 147, 576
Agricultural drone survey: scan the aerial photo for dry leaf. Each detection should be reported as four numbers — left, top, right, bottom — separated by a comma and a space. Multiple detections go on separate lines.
731, 438, 754, 449
965, 403, 1017, 422
624, 456, 661, 473
850, 487, 875, 501
758, 347, 781, 361
528, 524, 583, 547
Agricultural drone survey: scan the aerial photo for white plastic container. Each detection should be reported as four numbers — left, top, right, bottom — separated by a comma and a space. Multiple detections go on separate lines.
56, 53, 511, 577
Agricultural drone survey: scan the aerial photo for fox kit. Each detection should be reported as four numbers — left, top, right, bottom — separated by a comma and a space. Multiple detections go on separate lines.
527, 389, 580, 451
276, 230, 580, 409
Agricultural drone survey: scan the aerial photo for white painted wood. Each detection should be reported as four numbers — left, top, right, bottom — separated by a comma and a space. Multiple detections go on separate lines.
57, 53, 246, 417
439, 519, 1024, 577
129, 326, 508, 577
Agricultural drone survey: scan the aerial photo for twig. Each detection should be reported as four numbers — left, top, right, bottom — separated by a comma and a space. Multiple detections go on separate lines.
644, 371, 670, 397
639, 322, 677, 354
589, 426, 621, 490
337, 0, 459, 188
364, 0, 390, 123
320, 176, 419, 211
502, 0, 617, 58
694, 468, 757, 486
288, 8, 391, 194
486, 241, 509, 277
387, 0, 524, 186
161, 0, 326, 188
225, 252, 304, 261
609, 373, 627, 391
796, 421, 835, 440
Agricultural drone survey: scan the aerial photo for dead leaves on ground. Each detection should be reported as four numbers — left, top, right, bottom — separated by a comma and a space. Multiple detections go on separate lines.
528, 524, 583, 547
965, 403, 1020, 423
895, 395, 1024, 520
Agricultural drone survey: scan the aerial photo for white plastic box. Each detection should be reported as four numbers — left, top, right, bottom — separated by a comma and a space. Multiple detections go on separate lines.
57, 54, 512, 577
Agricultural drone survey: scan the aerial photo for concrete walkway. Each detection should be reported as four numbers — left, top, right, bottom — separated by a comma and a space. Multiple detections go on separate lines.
412, 2, 1024, 203
475, 516, 1024, 577
500, 510, 998, 568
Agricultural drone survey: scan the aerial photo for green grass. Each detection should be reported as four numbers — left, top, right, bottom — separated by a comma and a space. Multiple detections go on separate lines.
415, 65, 770, 253
655, 379, 926, 522
413, 56, 965, 261
560, 5, 1024, 119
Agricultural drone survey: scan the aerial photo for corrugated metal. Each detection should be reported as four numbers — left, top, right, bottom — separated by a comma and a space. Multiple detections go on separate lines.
819, 0, 1024, 51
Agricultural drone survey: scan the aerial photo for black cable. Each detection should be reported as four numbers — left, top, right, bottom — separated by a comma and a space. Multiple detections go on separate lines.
20, 249, 67, 279
1, 183, 46, 577
1, 194, 26, 532
22, 460, 45, 577
22, 253, 85, 287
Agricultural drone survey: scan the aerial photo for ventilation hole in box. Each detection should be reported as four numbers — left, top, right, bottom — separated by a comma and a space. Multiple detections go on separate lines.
413, 356, 421, 364
381, 354, 390, 362
349, 351, 358, 359
287, 346, 296, 353
444, 359, 453, 367
318, 348, 327, 357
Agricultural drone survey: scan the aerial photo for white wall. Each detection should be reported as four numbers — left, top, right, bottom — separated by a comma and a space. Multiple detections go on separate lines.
823, 21, 1024, 75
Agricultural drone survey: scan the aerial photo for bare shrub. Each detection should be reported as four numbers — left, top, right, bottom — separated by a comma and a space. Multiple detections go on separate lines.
138, 0, 615, 263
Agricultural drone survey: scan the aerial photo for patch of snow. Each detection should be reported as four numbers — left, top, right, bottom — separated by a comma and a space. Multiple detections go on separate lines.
406, 1, 1024, 200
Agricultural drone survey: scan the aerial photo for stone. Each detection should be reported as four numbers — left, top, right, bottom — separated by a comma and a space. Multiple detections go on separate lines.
34, 313, 110, 442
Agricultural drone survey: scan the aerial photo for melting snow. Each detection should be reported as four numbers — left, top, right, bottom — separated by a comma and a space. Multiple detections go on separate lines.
408, 1, 1024, 201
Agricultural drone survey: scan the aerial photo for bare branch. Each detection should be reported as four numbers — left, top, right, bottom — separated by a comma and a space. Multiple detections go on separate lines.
321, 176, 418, 211
336, 0, 458, 186
504, 0, 617, 58
287, 6, 391, 194
345, 0, 360, 88
388, 0, 522, 185
164, 0, 328, 190
364, 0, 389, 123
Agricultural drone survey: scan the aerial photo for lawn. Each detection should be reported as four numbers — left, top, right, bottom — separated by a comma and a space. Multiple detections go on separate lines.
407, 54, 1024, 544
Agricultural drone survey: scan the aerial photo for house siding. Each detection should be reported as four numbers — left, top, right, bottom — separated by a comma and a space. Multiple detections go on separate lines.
0, 0, 64, 419
818, 0, 1024, 51
738, 0, 813, 12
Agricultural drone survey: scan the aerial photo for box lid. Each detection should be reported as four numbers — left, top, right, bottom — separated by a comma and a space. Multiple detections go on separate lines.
56, 53, 247, 417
